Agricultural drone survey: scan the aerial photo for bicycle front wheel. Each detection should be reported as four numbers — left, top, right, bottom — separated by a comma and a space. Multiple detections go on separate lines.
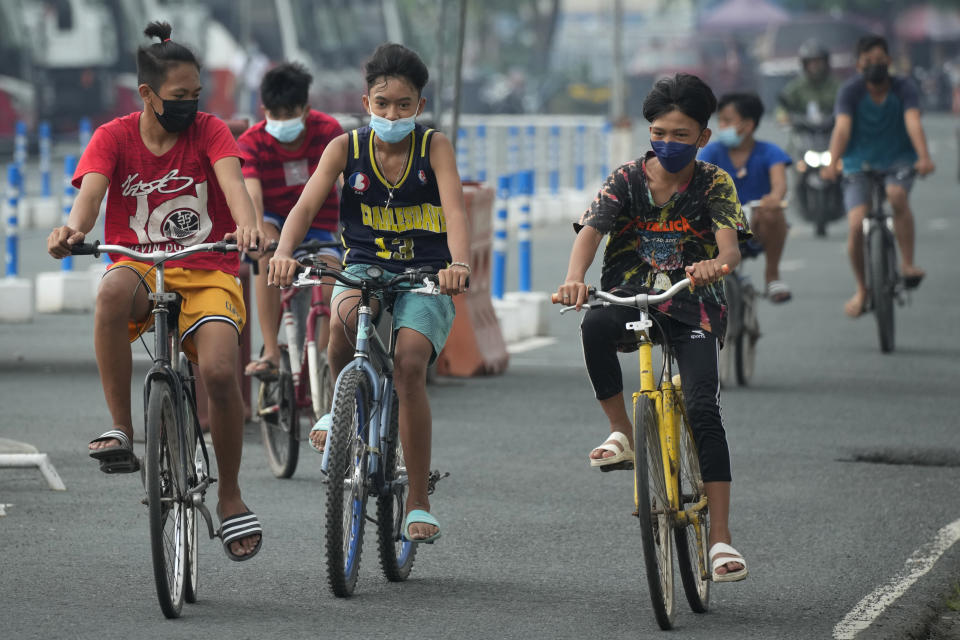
325, 368, 371, 597
179, 360, 202, 604
719, 278, 741, 388
673, 390, 710, 613
145, 379, 188, 619
735, 282, 759, 386
259, 349, 299, 478
633, 395, 675, 630
868, 225, 895, 353
377, 390, 417, 581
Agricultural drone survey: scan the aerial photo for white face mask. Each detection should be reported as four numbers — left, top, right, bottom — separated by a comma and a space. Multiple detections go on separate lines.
265, 116, 305, 143
369, 113, 416, 143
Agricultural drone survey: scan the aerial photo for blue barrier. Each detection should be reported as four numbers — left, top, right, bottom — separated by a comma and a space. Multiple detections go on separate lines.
549, 125, 560, 195
5, 164, 21, 277
475, 124, 487, 183
39, 121, 52, 199
600, 121, 611, 179
79, 117, 92, 149
525, 125, 536, 195
492, 174, 510, 300
61, 156, 78, 272
517, 170, 531, 293
14, 121, 27, 170
575, 124, 586, 191
456, 127, 470, 181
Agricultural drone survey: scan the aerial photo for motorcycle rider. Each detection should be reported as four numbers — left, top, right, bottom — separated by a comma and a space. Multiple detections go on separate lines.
777, 39, 840, 125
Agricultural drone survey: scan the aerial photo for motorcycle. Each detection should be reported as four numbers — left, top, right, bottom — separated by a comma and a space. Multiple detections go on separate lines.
789, 115, 845, 237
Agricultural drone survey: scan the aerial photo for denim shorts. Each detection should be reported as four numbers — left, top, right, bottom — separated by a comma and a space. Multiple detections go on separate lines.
331, 263, 456, 363
263, 211, 343, 260
842, 166, 914, 211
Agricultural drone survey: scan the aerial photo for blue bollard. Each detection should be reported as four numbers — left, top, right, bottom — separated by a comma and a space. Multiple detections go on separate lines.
39, 121, 52, 199
600, 121, 611, 179
517, 171, 532, 293
492, 174, 510, 300
14, 121, 27, 170
79, 117, 92, 149
475, 124, 487, 183
507, 125, 520, 194
456, 127, 470, 181
549, 125, 560, 195
61, 156, 78, 272
525, 125, 536, 195
6, 164, 21, 277
575, 124, 586, 191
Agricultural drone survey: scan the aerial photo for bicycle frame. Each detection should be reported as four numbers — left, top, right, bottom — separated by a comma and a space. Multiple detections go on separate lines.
279, 283, 330, 420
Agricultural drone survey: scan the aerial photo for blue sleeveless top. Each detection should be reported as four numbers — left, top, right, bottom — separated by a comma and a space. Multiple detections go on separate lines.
339, 123, 451, 270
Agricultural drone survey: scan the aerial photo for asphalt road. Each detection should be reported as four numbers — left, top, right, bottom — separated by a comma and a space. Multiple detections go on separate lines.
2, 114, 960, 639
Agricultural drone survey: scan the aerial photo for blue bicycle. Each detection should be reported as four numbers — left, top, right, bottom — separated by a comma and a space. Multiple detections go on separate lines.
292, 263, 446, 597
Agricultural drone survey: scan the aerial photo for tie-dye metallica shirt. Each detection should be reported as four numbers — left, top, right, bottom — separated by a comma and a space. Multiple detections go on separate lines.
575, 152, 751, 341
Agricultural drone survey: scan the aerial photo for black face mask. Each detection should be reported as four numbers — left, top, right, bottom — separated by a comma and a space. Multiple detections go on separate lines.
864, 63, 889, 85
153, 97, 198, 133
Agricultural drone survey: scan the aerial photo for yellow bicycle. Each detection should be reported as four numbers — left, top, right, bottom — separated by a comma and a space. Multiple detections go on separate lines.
559, 277, 714, 630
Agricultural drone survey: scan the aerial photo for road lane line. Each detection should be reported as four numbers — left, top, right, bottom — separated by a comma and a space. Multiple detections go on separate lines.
507, 336, 557, 354
929, 218, 950, 231
833, 518, 960, 639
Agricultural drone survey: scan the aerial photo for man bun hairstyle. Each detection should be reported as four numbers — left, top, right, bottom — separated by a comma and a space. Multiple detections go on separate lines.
718, 92, 765, 127
260, 62, 313, 112
364, 43, 429, 95
856, 34, 888, 57
642, 73, 717, 129
137, 21, 200, 90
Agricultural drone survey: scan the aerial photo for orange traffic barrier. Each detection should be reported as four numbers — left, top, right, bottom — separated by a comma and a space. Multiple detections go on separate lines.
436, 182, 509, 377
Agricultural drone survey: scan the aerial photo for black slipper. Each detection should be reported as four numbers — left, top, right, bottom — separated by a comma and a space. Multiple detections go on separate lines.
88, 429, 140, 474
904, 273, 925, 290
217, 509, 263, 562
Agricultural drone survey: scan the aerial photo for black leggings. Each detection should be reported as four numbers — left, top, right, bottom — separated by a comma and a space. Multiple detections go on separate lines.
580, 305, 731, 483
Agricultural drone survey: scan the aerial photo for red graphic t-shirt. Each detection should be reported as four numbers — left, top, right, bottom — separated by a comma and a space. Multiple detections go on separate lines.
237, 110, 343, 231
74, 111, 243, 274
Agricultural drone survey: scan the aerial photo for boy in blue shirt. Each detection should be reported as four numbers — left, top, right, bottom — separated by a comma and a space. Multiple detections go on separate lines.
700, 92, 793, 303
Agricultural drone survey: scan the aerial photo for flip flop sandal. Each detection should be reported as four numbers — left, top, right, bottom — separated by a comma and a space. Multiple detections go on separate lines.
244, 358, 279, 380
217, 510, 263, 562
766, 280, 792, 304
904, 273, 925, 290
709, 542, 748, 583
402, 509, 441, 544
309, 414, 332, 454
589, 431, 634, 468
88, 429, 140, 474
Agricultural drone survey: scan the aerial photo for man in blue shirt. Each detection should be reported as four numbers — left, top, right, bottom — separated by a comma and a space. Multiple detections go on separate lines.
821, 35, 934, 317
700, 92, 793, 302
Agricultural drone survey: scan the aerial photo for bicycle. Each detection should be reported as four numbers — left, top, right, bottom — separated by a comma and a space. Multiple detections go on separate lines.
859, 167, 915, 353
558, 275, 723, 630
253, 239, 341, 478
70, 240, 234, 619
718, 199, 784, 387
290, 263, 449, 597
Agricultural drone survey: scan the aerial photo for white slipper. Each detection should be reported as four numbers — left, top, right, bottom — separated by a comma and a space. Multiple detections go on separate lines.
589, 431, 633, 467
709, 542, 748, 582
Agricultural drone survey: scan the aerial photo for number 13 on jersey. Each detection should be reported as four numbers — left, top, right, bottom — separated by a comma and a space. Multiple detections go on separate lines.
375, 237, 415, 261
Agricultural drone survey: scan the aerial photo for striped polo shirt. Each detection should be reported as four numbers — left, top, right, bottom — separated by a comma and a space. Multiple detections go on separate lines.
238, 110, 343, 231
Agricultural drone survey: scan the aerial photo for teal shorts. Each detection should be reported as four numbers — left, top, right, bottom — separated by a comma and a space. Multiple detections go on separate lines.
331, 263, 456, 363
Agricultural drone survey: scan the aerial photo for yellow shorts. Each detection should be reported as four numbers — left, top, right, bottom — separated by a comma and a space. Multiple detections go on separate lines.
108, 261, 246, 363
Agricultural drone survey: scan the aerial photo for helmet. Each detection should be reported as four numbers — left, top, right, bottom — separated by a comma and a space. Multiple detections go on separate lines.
799, 38, 829, 61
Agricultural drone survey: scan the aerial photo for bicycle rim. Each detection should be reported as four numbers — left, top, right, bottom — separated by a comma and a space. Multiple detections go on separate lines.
179, 366, 202, 604
377, 390, 417, 581
259, 349, 299, 478
674, 400, 710, 613
146, 380, 187, 619
325, 369, 370, 597
633, 395, 675, 630
869, 227, 895, 353
719, 279, 741, 388
735, 285, 758, 385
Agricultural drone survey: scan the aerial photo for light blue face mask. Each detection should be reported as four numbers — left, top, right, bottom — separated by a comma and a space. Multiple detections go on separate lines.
714, 126, 743, 148
265, 116, 305, 143
369, 113, 416, 143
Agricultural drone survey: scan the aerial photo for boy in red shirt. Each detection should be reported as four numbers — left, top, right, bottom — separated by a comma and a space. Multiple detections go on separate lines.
238, 63, 345, 378
47, 22, 263, 561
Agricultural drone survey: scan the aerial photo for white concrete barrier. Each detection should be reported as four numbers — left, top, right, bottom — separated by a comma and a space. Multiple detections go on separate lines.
0, 278, 34, 322
35, 270, 94, 312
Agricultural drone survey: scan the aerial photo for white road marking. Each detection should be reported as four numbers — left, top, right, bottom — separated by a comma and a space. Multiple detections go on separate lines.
507, 336, 557, 354
0, 503, 9, 517
929, 218, 950, 231
833, 518, 960, 639
779, 259, 807, 272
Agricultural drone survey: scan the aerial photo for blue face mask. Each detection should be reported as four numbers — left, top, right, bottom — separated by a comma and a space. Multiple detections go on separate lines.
714, 126, 743, 148
650, 139, 701, 173
265, 116, 305, 143
369, 113, 416, 143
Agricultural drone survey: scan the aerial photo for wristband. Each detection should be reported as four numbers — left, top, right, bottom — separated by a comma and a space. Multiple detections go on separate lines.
450, 261, 471, 275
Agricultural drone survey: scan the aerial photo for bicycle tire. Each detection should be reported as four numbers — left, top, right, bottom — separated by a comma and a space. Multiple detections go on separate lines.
317, 349, 334, 422
869, 225, 895, 353
719, 277, 741, 388
179, 359, 201, 604
259, 349, 299, 478
673, 387, 710, 614
735, 282, 758, 386
145, 379, 188, 619
325, 368, 371, 597
633, 394, 675, 630
377, 390, 417, 581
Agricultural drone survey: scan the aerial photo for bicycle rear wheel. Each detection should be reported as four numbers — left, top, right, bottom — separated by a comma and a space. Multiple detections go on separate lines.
673, 390, 710, 614
735, 282, 759, 386
179, 359, 201, 604
377, 390, 417, 581
145, 379, 188, 619
869, 225, 895, 353
259, 349, 299, 478
633, 394, 675, 630
325, 368, 371, 597
719, 278, 741, 388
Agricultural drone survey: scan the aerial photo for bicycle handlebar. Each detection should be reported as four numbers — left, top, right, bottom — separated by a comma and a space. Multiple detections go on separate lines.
69, 240, 238, 262
292, 264, 461, 295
